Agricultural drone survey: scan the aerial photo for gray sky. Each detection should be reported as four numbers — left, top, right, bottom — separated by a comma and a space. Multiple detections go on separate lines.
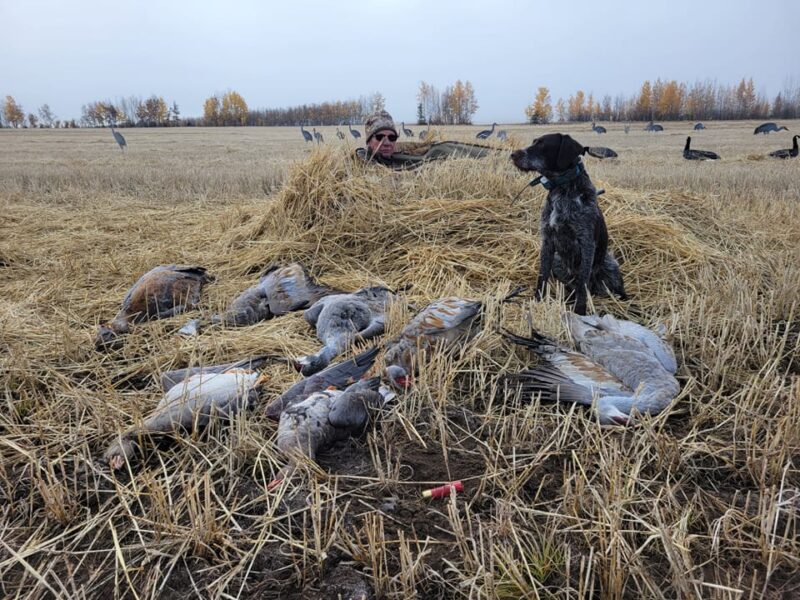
2, 0, 798, 123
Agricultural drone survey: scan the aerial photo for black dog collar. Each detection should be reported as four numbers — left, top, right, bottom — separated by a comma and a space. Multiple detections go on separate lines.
533, 160, 585, 191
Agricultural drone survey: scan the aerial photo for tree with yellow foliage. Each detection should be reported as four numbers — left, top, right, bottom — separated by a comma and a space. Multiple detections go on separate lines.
568, 90, 586, 121
524, 87, 552, 124
4, 95, 25, 128
635, 81, 652, 120
203, 96, 221, 126
220, 91, 248, 126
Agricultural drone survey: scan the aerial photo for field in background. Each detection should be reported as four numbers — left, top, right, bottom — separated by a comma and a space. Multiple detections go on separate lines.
1, 122, 799, 599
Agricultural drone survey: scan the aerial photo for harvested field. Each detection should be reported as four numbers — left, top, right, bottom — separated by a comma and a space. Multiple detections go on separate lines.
1, 122, 799, 599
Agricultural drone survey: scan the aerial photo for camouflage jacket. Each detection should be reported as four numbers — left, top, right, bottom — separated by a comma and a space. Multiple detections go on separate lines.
355, 141, 496, 171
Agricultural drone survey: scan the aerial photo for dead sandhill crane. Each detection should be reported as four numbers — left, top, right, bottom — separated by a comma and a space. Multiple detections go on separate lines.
401, 122, 413, 137
504, 313, 679, 425
476, 122, 497, 139
754, 122, 788, 134
300, 124, 313, 142
769, 135, 799, 159
683, 136, 720, 160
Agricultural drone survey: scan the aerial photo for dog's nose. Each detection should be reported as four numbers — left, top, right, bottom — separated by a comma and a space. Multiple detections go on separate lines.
510, 150, 522, 161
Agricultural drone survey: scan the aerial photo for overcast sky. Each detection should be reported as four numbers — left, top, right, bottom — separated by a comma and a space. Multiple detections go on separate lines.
2, 0, 798, 123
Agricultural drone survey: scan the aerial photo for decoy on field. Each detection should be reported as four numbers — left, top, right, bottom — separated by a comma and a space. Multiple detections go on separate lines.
497, 130, 508, 141
401, 122, 414, 137
504, 312, 679, 425
336, 127, 345, 140
768, 135, 799, 159
96, 265, 212, 351
110, 124, 127, 151
693, 122, 706, 130
754, 122, 788, 135
476, 122, 497, 139
585, 146, 618, 159
683, 136, 720, 160
348, 122, 361, 139
300, 124, 313, 142
591, 122, 607, 134
644, 121, 664, 132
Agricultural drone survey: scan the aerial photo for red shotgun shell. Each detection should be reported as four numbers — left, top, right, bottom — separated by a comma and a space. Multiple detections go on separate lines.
422, 481, 464, 499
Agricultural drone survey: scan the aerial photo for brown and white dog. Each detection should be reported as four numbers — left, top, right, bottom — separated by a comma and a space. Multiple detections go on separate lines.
511, 134, 626, 315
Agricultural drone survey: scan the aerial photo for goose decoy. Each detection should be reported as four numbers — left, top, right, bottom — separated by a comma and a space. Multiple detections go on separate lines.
497, 130, 508, 141
585, 146, 618, 159
104, 366, 270, 470
265, 345, 381, 420
683, 136, 720, 160
274, 377, 394, 479
401, 122, 414, 137
504, 312, 679, 425
591, 122, 607, 134
295, 287, 396, 376
95, 265, 212, 351
178, 263, 341, 336
383, 297, 482, 390
768, 135, 799, 159
754, 122, 788, 135
693, 123, 706, 130
300, 124, 313, 142
476, 122, 497, 139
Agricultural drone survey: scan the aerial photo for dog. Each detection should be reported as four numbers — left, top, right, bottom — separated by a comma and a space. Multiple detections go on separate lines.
511, 133, 626, 315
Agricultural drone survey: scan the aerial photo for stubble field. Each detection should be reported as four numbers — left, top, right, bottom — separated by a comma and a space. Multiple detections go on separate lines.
1, 121, 799, 599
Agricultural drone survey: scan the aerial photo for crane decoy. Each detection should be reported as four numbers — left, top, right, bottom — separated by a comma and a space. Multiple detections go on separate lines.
294, 287, 396, 376
348, 122, 361, 139
110, 124, 127, 151
754, 122, 788, 135
768, 135, 799, 159
104, 365, 270, 470
585, 146, 618, 159
274, 377, 394, 482
336, 127, 345, 140
401, 122, 414, 137
95, 265, 212, 351
683, 136, 720, 160
497, 130, 508, 141
623, 122, 631, 134
383, 297, 482, 390
503, 312, 679, 425
178, 263, 342, 336
476, 122, 497, 139
644, 121, 664, 132
419, 120, 431, 141
313, 128, 324, 143
265, 345, 381, 420
693, 123, 706, 130
591, 122, 607, 134
300, 123, 313, 142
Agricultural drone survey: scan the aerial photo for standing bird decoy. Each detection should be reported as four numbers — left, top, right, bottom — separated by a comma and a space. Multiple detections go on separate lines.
110, 124, 127, 152
591, 122, 607, 134
265, 345, 381, 420
382, 297, 482, 390
295, 287, 396, 376
503, 312, 679, 425
348, 122, 362, 139
476, 122, 497, 139
419, 120, 432, 141
768, 135, 799, 159
95, 265, 212, 351
401, 122, 414, 137
497, 130, 508, 141
313, 128, 324, 143
754, 122, 789, 135
335, 127, 345, 140
274, 377, 394, 482
623, 122, 631, 134
693, 122, 706, 130
644, 121, 664, 132
104, 365, 270, 470
179, 263, 342, 336
683, 136, 720, 160
584, 146, 618, 159
300, 123, 313, 142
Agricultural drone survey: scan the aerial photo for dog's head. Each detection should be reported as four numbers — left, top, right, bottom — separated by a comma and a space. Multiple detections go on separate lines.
511, 133, 586, 174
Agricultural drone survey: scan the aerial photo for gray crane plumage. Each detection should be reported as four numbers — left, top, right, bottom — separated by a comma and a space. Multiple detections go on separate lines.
585, 146, 618, 159
348, 122, 361, 139
178, 263, 341, 336
497, 130, 508, 141
110, 125, 127, 151
300, 124, 313, 142
754, 122, 788, 135
295, 287, 395, 376
693, 123, 706, 130
265, 345, 381, 420
591, 122, 607, 134
401, 122, 414, 137
476, 122, 497, 139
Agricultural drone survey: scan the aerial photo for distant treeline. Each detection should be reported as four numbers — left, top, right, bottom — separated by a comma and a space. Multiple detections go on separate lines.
3, 77, 799, 128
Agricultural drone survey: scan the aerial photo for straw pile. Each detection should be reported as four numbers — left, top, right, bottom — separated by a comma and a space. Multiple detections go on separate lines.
1, 144, 798, 598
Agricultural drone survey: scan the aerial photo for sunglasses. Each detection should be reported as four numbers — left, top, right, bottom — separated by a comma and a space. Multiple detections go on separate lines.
374, 133, 398, 142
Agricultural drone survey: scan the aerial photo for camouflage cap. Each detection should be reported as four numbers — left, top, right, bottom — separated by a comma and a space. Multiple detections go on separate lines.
364, 110, 398, 141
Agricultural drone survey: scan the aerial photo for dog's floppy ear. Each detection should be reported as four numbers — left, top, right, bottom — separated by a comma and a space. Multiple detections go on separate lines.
556, 134, 585, 170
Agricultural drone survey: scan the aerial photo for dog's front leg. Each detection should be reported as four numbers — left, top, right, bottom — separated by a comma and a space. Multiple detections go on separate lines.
574, 236, 595, 315
536, 233, 555, 302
